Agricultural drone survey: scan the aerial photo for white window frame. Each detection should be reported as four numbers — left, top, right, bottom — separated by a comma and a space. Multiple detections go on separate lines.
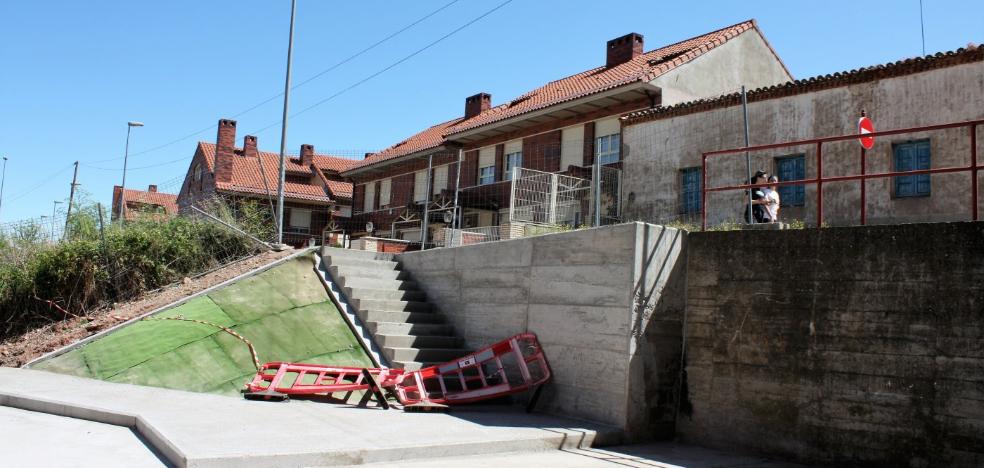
596, 133, 620, 165
288, 208, 311, 233
364, 181, 376, 212
433, 165, 448, 196
479, 166, 495, 185
504, 152, 522, 180
414, 170, 428, 202
379, 178, 392, 207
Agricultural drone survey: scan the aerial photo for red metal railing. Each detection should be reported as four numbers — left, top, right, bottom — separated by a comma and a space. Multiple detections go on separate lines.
701, 119, 983, 230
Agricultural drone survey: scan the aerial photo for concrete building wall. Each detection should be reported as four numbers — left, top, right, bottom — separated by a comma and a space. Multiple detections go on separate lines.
681, 222, 984, 466
623, 59, 984, 226
653, 29, 792, 106
395, 222, 686, 438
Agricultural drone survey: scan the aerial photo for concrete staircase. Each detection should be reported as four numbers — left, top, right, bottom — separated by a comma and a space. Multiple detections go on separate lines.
321, 247, 467, 370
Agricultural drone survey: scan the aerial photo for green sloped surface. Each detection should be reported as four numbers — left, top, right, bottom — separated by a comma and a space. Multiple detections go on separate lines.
32, 254, 372, 396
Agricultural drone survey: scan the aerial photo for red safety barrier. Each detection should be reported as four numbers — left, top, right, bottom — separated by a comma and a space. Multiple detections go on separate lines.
243, 333, 551, 407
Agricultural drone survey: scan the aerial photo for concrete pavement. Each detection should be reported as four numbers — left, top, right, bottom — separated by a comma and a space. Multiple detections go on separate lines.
0, 405, 168, 468
0, 367, 617, 468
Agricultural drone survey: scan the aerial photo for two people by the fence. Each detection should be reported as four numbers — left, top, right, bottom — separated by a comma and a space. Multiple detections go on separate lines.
743, 171, 780, 223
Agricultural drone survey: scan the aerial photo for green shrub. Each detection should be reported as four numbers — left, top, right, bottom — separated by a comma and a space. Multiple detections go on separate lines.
0, 206, 258, 340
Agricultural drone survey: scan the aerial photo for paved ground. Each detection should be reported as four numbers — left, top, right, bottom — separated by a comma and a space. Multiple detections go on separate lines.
0, 368, 812, 467
355, 444, 811, 467
0, 406, 167, 468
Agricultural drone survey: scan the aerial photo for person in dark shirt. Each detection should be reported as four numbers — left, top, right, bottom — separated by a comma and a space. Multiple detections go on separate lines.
743, 170, 772, 223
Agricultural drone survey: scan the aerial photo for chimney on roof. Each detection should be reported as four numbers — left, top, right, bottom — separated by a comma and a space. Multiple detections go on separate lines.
606, 33, 644, 68
215, 119, 237, 183
243, 135, 259, 159
148, 185, 157, 192
300, 144, 315, 166
464, 93, 492, 119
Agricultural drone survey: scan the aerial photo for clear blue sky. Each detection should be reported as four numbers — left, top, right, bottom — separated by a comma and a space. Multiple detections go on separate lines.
1, 0, 981, 222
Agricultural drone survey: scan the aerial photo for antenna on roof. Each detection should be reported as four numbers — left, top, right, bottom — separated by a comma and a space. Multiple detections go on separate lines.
919, 0, 926, 56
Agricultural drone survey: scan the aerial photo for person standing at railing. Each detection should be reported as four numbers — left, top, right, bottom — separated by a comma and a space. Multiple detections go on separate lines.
763, 175, 781, 223
743, 170, 772, 223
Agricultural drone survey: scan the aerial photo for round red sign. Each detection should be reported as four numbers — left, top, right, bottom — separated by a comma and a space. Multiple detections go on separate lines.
858, 116, 875, 149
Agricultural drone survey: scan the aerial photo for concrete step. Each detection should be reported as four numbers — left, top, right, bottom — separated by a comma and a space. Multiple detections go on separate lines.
338, 276, 419, 291
374, 334, 462, 349
383, 347, 471, 363
390, 360, 443, 371
329, 265, 408, 281
352, 298, 432, 313
326, 255, 401, 270
321, 247, 394, 261
357, 309, 445, 325
366, 321, 454, 337
343, 287, 426, 302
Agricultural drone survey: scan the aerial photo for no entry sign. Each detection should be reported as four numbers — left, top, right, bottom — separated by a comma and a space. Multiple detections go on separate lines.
858, 116, 875, 149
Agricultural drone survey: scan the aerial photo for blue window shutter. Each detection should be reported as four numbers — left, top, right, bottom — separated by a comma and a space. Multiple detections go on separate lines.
680, 168, 701, 214
775, 155, 806, 207
894, 140, 931, 198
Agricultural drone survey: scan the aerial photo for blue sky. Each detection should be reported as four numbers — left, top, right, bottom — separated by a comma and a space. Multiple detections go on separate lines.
1, 0, 981, 222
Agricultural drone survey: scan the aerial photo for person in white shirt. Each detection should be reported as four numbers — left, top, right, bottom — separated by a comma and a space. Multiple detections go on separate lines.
763, 175, 781, 223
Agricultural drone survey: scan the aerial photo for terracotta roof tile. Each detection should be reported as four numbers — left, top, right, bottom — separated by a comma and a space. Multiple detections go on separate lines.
621, 46, 984, 125
344, 117, 464, 173
345, 20, 760, 174
444, 20, 759, 135
199, 142, 358, 203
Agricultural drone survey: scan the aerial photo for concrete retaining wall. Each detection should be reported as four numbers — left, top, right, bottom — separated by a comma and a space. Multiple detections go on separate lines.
396, 222, 686, 438
682, 222, 984, 466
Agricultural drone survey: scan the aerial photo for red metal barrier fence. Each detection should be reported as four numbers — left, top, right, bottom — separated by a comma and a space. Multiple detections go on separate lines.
701, 119, 982, 230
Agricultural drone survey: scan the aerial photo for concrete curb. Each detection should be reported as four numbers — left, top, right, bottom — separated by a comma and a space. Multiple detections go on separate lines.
25, 247, 317, 368
0, 391, 187, 467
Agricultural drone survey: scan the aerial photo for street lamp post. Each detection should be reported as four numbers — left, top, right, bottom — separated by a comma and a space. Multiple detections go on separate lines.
52, 200, 62, 242
275, 0, 298, 247
119, 121, 144, 222
0, 156, 7, 220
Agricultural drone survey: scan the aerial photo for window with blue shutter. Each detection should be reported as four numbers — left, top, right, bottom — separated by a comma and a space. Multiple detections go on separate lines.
680, 167, 701, 214
894, 140, 931, 198
775, 154, 805, 206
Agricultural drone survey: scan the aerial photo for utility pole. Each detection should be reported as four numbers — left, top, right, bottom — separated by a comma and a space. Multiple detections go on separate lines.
119, 122, 144, 223
64, 161, 79, 239
742, 86, 752, 224
52, 201, 62, 242
0, 156, 7, 220
275, 0, 298, 247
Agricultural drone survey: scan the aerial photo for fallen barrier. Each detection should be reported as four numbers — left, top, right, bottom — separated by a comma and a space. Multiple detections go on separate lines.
244, 333, 550, 409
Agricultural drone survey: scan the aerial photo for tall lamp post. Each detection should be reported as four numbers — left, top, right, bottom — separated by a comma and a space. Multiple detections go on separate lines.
52, 200, 62, 242
119, 121, 144, 222
0, 156, 8, 220
275, 0, 298, 247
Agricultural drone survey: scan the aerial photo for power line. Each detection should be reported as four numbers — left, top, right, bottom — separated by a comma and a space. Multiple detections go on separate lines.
86, 0, 463, 164
249, 0, 515, 135
4, 163, 76, 204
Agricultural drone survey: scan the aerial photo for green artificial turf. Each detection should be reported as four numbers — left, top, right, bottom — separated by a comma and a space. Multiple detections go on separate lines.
32, 254, 373, 396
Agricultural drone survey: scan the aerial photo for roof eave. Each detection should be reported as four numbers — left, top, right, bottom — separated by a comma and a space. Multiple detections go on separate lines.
341, 144, 450, 178
445, 81, 661, 144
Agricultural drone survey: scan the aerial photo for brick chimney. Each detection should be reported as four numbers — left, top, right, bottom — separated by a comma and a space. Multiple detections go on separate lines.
464, 93, 492, 119
606, 33, 644, 68
300, 144, 315, 166
243, 135, 259, 159
148, 185, 157, 192
215, 119, 237, 183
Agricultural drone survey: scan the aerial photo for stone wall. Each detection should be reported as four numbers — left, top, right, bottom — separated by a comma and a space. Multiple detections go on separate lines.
622, 56, 984, 227
395, 222, 686, 438
681, 222, 984, 466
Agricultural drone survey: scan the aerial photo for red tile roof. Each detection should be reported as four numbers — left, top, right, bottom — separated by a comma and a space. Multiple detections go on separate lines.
199, 142, 357, 203
347, 20, 767, 174
114, 186, 179, 220
444, 20, 766, 135
344, 117, 464, 173
622, 45, 984, 125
